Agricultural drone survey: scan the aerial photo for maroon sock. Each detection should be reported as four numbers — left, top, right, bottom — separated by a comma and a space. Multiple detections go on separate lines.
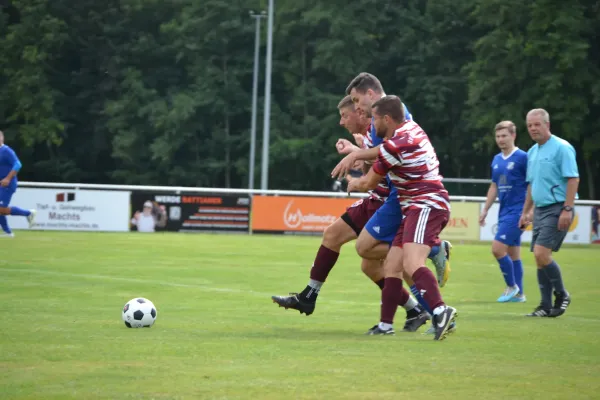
375, 278, 385, 290
412, 267, 445, 311
381, 277, 406, 324
309, 245, 340, 282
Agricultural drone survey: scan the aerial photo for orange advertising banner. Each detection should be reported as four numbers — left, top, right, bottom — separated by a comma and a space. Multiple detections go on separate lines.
252, 195, 357, 233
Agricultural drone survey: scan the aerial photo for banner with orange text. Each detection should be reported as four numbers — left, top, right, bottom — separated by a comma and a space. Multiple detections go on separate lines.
252, 196, 356, 234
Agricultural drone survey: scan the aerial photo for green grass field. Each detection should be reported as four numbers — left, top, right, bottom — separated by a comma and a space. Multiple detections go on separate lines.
1, 232, 599, 400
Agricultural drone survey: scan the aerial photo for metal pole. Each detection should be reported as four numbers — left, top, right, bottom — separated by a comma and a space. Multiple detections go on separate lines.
248, 11, 265, 190
260, 0, 274, 190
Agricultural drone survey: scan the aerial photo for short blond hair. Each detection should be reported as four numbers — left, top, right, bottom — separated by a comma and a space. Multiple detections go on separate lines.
527, 108, 550, 123
337, 95, 354, 110
494, 120, 516, 135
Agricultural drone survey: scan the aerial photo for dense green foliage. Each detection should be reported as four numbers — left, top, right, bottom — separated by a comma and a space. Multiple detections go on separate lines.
1, 0, 598, 197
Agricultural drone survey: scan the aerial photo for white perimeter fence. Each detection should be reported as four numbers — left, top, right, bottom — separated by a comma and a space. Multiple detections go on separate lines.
7, 181, 600, 245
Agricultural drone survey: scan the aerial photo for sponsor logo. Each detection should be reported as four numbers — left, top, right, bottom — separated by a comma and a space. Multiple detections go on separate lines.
283, 200, 337, 229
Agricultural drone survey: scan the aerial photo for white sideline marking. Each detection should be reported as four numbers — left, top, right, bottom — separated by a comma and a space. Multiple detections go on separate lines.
1, 268, 598, 324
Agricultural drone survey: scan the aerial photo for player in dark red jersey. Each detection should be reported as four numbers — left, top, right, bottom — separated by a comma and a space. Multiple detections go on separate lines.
347, 95, 458, 340
271, 95, 428, 332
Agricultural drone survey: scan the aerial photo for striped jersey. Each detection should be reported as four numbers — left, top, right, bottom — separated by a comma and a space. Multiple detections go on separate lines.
362, 123, 390, 201
372, 121, 450, 212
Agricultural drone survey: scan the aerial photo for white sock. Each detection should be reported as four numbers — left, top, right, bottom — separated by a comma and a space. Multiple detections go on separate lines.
378, 322, 393, 330
308, 279, 323, 290
433, 305, 446, 316
402, 296, 418, 311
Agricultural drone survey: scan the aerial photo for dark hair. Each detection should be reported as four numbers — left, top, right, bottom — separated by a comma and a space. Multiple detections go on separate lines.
337, 95, 354, 110
345, 72, 384, 95
371, 95, 405, 122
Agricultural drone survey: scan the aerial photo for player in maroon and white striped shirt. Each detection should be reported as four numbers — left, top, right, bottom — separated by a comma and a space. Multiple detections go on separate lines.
271, 95, 426, 328
347, 95, 458, 340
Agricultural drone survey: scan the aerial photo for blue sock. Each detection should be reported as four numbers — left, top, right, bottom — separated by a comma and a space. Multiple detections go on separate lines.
9, 207, 30, 217
0, 216, 11, 234
410, 284, 432, 314
428, 245, 440, 258
513, 259, 524, 294
497, 255, 516, 287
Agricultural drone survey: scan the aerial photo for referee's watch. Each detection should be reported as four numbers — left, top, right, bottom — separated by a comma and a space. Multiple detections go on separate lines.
562, 205, 574, 212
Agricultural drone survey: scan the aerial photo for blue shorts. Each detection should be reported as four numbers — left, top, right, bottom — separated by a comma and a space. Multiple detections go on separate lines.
365, 197, 403, 245
0, 187, 15, 207
494, 214, 523, 246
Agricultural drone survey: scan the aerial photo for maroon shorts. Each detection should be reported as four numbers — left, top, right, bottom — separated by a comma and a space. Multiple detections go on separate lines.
342, 197, 384, 235
392, 207, 449, 247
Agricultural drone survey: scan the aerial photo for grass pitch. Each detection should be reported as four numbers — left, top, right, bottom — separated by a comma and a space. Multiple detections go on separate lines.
1, 231, 599, 399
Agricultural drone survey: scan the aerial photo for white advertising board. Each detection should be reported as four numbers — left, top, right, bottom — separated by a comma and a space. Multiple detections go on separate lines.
479, 203, 591, 245
8, 188, 130, 232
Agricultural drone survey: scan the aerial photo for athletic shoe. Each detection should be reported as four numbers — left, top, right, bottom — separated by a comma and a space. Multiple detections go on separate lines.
431, 240, 452, 288
432, 306, 458, 341
271, 293, 315, 316
549, 291, 571, 318
366, 325, 395, 335
402, 311, 430, 332
510, 294, 527, 303
27, 210, 37, 228
424, 321, 456, 335
497, 285, 520, 302
525, 304, 551, 317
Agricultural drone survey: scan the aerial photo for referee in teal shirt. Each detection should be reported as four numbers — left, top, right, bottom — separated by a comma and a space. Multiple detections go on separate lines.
519, 108, 579, 318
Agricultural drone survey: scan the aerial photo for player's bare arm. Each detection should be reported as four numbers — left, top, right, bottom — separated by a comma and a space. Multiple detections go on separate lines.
558, 177, 579, 230
479, 182, 498, 226
519, 185, 534, 229
331, 146, 380, 179
347, 168, 384, 193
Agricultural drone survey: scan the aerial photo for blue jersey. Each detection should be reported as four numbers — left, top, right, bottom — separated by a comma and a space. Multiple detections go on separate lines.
491, 148, 528, 217
0, 145, 21, 191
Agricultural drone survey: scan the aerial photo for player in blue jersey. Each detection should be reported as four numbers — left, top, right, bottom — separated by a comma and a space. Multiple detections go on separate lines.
479, 121, 528, 302
332, 73, 453, 334
0, 131, 36, 237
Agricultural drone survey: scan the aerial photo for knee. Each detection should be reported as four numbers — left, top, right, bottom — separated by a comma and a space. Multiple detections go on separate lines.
322, 224, 336, 246
491, 241, 507, 259
533, 247, 552, 268
0, 207, 9, 215
355, 239, 369, 258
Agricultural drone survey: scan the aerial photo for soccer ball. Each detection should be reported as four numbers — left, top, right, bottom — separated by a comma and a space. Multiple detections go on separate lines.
122, 297, 157, 328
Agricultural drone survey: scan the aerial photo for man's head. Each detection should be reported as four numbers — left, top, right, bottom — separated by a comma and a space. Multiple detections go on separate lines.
494, 120, 516, 152
0, 130, 4, 146
337, 95, 369, 134
371, 95, 405, 139
345, 72, 385, 118
526, 108, 551, 144
143, 201, 153, 216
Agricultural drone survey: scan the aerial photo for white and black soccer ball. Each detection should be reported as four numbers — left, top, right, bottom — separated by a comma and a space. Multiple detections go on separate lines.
122, 297, 157, 328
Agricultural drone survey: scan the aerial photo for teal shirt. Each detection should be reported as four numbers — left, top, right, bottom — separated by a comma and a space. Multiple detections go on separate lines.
526, 135, 579, 207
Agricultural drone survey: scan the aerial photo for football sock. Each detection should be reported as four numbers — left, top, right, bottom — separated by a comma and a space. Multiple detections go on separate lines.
377, 279, 421, 315
537, 268, 553, 309
0, 216, 11, 234
513, 259, 524, 294
381, 277, 406, 324
309, 245, 339, 282
9, 207, 30, 217
428, 245, 440, 258
497, 255, 516, 287
544, 261, 568, 297
412, 267, 444, 310
410, 284, 432, 314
